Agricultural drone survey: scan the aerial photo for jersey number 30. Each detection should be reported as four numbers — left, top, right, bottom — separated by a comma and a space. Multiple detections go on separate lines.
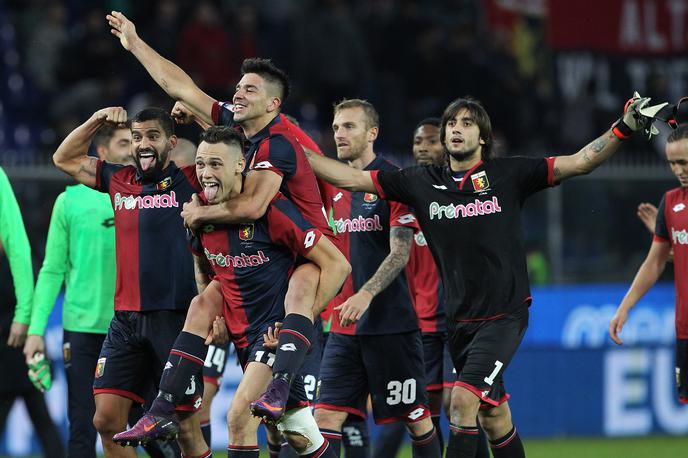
386, 379, 416, 405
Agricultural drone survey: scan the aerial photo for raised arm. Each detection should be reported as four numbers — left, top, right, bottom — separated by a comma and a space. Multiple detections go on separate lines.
182, 170, 282, 229
303, 147, 377, 193
53, 107, 127, 187
609, 240, 671, 345
107, 11, 216, 126
335, 226, 414, 327
551, 94, 659, 183
303, 235, 351, 315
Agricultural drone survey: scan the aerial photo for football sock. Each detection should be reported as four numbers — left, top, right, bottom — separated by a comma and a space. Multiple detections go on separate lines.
341, 418, 370, 458
319, 429, 341, 457
272, 314, 313, 382
268, 441, 282, 458
489, 426, 525, 458
475, 424, 490, 458
410, 427, 441, 458
200, 420, 211, 450
446, 424, 479, 458
227, 445, 259, 457
151, 331, 207, 416
372, 422, 405, 458
432, 416, 444, 454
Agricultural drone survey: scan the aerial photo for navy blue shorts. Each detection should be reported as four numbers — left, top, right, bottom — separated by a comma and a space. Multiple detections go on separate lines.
93, 310, 203, 411
236, 338, 309, 410
448, 308, 528, 408
316, 331, 430, 425
202, 343, 231, 387
442, 340, 456, 389
299, 319, 325, 403
422, 332, 446, 392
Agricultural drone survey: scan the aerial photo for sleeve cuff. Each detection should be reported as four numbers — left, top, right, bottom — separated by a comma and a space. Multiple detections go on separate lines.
653, 234, 670, 243
370, 170, 387, 199
545, 157, 557, 186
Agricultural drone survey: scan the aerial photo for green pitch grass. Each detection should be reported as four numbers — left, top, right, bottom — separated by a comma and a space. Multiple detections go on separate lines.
391, 435, 688, 458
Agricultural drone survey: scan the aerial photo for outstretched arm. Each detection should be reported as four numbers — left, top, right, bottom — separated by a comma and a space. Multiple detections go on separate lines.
609, 240, 671, 345
107, 11, 216, 126
53, 107, 127, 187
303, 147, 376, 193
335, 226, 414, 327
551, 95, 658, 183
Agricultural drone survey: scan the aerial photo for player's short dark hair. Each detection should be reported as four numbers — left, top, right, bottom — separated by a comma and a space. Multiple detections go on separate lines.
241, 58, 291, 103
667, 124, 688, 143
415, 117, 441, 130
333, 98, 380, 130
440, 97, 493, 161
132, 107, 175, 137
92, 122, 131, 148
199, 126, 244, 152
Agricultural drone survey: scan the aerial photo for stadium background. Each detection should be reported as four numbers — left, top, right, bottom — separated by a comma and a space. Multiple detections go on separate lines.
2, 0, 688, 455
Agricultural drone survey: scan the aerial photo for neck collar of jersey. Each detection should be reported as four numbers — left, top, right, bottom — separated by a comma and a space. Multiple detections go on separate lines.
247, 114, 281, 145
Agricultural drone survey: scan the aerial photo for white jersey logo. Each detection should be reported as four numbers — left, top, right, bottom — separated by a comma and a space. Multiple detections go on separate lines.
333, 192, 344, 202
674, 203, 686, 213
432, 184, 448, 190
254, 161, 273, 170
397, 214, 416, 225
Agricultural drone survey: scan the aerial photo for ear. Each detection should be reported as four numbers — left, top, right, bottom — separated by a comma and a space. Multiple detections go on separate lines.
236, 158, 246, 173
479, 137, 486, 145
169, 135, 178, 149
266, 97, 281, 114
368, 126, 379, 143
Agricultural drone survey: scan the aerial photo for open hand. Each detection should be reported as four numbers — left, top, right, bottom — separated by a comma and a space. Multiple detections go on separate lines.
106, 11, 138, 51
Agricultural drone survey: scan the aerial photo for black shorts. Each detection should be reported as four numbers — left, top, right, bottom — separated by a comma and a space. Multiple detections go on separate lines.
442, 340, 456, 389
93, 310, 203, 411
236, 338, 309, 411
676, 339, 688, 403
422, 332, 447, 392
202, 343, 231, 387
448, 308, 528, 408
316, 331, 430, 425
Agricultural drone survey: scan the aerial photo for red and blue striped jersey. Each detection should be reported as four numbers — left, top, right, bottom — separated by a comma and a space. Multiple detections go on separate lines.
406, 231, 445, 333
328, 156, 420, 336
654, 187, 688, 339
191, 194, 323, 349
211, 103, 335, 242
95, 161, 201, 312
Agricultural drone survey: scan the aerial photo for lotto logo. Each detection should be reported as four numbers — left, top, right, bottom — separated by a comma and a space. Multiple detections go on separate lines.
397, 214, 416, 225
254, 161, 273, 170
280, 343, 297, 352
407, 407, 426, 421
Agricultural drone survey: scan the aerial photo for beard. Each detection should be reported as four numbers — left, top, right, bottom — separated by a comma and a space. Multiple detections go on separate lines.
134, 147, 169, 180
447, 147, 479, 162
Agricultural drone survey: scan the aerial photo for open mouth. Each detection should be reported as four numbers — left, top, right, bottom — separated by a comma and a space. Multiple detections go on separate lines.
138, 150, 157, 171
203, 182, 219, 201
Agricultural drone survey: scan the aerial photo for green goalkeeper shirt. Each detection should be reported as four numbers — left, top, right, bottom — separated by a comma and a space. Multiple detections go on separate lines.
0, 167, 34, 325
29, 184, 116, 335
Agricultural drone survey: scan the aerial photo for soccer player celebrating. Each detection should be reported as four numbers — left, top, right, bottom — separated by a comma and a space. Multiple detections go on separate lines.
23, 123, 132, 458
610, 124, 688, 405
312, 99, 441, 458
107, 11, 339, 421
304, 94, 659, 458
53, 107, 209, 458
115, 126, 348, 458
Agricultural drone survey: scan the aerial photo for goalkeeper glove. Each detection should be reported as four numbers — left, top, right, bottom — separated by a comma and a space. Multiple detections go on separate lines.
612, 92, 669, 140
27, 352, 52, 392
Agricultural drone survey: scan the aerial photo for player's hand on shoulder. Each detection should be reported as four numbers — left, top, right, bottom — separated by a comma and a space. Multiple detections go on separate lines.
171, 102, 196, 125
609, 308, 629, 345
93, 107, 127, 126
637, 202, 658, 234
334, 289, 373, 327
23, 335, 46, 362
106, 11, 138, 51
182, 194, 203, 230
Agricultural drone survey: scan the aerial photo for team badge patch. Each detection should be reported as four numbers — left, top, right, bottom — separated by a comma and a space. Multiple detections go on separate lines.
239, 224, 254, 241
364, 193, 378, 203
156, 177, 172, 190
95, 357, 106, 378
470, 171, 489, 192
63, 342, 71, 363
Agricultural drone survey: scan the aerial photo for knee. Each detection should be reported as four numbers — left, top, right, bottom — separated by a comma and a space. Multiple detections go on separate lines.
93, 409, 124, 437
185, 295, 216, 330
406, 417, 434, 437
449, 387, 481, 423
314, 408, 344, 431
285, 266, 320, 305
478, 406, 512, 439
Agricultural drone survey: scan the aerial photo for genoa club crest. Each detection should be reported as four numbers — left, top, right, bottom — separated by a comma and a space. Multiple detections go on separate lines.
95, 357, 106, 378
470, 171, 490, 192
363, 193, 378, 203
239, 224, 254, 241
156, 177, 172, 190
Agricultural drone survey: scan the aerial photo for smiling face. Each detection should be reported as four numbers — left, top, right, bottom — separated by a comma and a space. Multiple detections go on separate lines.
413, 124, 444, 166
332, 107, 376, 162
232, 72, 280, 124
195, 140, 245, 204
131, 120, 176, 179
443, 108, 485, 162
667, 138, 688, 187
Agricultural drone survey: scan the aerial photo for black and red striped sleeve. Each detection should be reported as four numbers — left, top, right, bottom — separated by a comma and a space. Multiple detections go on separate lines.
370, 168, 413, 205
267, 197, 323, 257
251, 135, 297, 179
95, 160, 125, 193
